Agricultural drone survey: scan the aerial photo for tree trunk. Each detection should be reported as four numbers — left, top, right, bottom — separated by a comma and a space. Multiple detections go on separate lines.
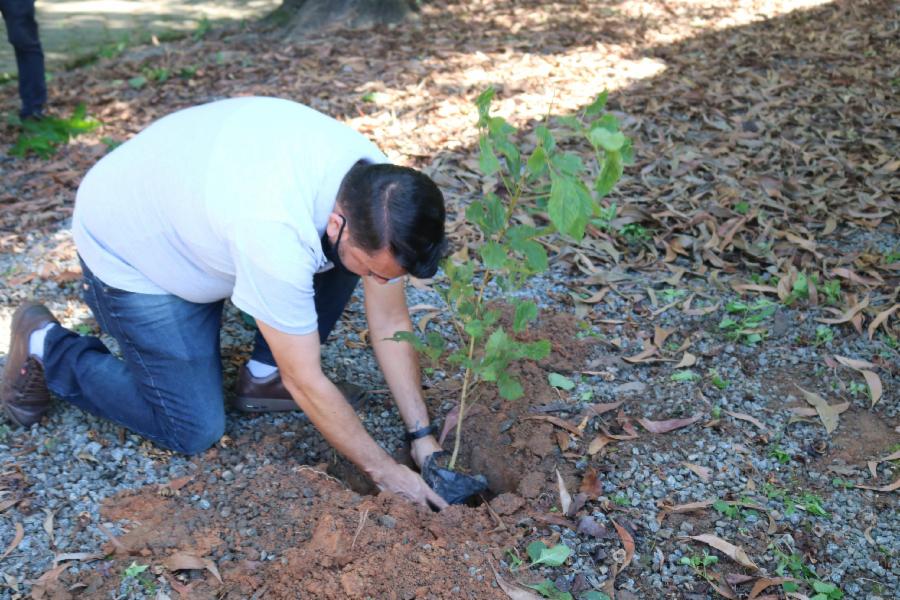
273, 0, 413, 34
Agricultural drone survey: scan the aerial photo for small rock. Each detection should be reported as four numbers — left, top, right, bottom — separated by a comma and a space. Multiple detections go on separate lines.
377, 515, 397, 529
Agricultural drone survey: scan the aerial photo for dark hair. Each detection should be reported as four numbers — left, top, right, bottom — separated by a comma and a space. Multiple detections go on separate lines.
336, 161, 447, 278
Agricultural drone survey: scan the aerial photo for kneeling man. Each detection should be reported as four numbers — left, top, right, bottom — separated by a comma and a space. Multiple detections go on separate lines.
1, 97, 448, 509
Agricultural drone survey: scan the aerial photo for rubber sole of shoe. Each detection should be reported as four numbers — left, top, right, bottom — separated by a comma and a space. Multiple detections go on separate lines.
232, 384, 368, 416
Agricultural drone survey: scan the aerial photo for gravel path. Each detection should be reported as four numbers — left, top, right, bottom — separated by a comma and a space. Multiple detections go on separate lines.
1, 222, 897, 599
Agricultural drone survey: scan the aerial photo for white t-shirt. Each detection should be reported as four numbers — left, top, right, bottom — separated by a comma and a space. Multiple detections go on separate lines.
72, 97, 387, 335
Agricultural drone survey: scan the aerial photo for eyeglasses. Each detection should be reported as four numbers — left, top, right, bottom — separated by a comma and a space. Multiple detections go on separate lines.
334, 214, 404, 284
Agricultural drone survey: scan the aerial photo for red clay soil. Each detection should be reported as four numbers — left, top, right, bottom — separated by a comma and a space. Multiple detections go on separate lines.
57, 314, 595, 599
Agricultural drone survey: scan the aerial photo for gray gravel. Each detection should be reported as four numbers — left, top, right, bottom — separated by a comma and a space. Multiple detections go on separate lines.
1, 224, 898, 599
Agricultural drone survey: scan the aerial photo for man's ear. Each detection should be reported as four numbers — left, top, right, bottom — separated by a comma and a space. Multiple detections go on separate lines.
326, 211, 344, 238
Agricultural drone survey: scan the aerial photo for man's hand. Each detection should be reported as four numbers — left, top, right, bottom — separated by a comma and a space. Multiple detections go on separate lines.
374, 462, 449, 510
410, 435, 444, 470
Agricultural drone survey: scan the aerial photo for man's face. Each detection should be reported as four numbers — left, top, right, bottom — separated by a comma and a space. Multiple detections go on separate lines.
327, 212, 406, 284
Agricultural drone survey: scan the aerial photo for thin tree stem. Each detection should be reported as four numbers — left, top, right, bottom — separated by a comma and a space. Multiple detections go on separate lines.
448, 334, 477, 471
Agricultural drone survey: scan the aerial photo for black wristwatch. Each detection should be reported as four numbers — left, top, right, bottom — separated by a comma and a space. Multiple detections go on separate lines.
405, 423, 437, 443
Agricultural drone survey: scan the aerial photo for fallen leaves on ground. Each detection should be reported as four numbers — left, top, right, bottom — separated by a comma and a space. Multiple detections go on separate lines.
723, 410, 769, 434
0, 522, 23, 561
794, 386, 840, 434
638, 414, 702, 433
689, 534, 758, 570
163, 552, 223, 584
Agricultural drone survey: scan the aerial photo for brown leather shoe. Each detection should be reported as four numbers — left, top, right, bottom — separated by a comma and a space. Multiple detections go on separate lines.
1, 303, 58, 427
233, 366, 368, 416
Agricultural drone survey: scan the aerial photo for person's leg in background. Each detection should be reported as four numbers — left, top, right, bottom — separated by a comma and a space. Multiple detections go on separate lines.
0, 0, 47, 118
4, 259, 227, 454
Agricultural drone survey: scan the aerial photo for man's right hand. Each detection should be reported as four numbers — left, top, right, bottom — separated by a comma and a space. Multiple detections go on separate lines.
373, 462, 449, 511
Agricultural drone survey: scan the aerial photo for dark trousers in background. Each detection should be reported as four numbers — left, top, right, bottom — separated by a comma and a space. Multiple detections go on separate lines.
0, 0, 46, 117
41, 258, 359, 455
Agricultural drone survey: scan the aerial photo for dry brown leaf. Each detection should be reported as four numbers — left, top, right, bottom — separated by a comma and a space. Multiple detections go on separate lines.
623, 345, 659, 363
732, 282, 779, 295
163, 552, 223, 584
555, 431, 570, 452
43, 509, 55, 546
683, 300, 721, 316
638, 414, 702, 433
690, 534, 758, 570
54, 552, 103, 565
0, 522, 23, 561
861, 370, 883, 407
587, 435, 614, 455
788, 402, 850, 418
749, 577, 797, 599
795, 386, 840, 434
581, 400, 624, 418
164, 476, 193, 491
490, 561, 542, 600
833, 355, 878, 370
724, 410, 769, 433
521, 415, 582, 437
868, 304, 899, 339
709, 573, 738, 599
654, 326, 676, 348
0, 499, 18, 513
611, 519, 635, 573
681, 462, 712, 481
579, 468, 603, 499
97, 523, 129, 555
867, 450, 900, 479
833, 356, 883, 407
663, 499, 715, 514
863, 526, 876, 546
675, 352, 697, 368
556, 469, 572, 515
854, 478, 900, 493
816, 296, 870, 325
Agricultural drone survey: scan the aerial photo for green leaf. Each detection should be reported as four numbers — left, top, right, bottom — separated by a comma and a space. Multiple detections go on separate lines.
620, 138, 635, 165
388, 331, 423, 351
526, 541, 547, 562
513, 301, 538, 333
527, 146, 548, 178
595, 150, 623, 197
592, 113, 619, 132
549, 174, 590, 240
498, 371, 524, 400
782, 582, 800, 593
478, 137, 501, 176
128, 76, 147, 89
521, 339, 551, 360
550, 151, 585, 176
519, 240, 548, 272
531, 543, 572, 566
590, 127, 626, 152
480, 241, 508, 270
548, 373, 575, 390
536, 125, 556, 152
124, 562, 148, 578
671, 370, 698, 382
524, 579, 559, 599
485, 328, 512, 358
583, 592, 612, 600
464, 320, 485, 339
424, 332, 445, 361
474, 87, 495, 123
812, 582, 838, 594
585, 91, 609, 115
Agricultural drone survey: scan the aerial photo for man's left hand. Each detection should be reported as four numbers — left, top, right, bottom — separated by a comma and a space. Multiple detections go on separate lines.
411, 435, 444, 470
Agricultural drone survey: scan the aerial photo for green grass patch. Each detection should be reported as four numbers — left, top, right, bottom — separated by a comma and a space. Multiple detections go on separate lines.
11, 103, 100, 158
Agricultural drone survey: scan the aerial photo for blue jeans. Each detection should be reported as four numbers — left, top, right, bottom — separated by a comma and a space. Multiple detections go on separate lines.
42, 259, 359, 455
0, 0, 46, 118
